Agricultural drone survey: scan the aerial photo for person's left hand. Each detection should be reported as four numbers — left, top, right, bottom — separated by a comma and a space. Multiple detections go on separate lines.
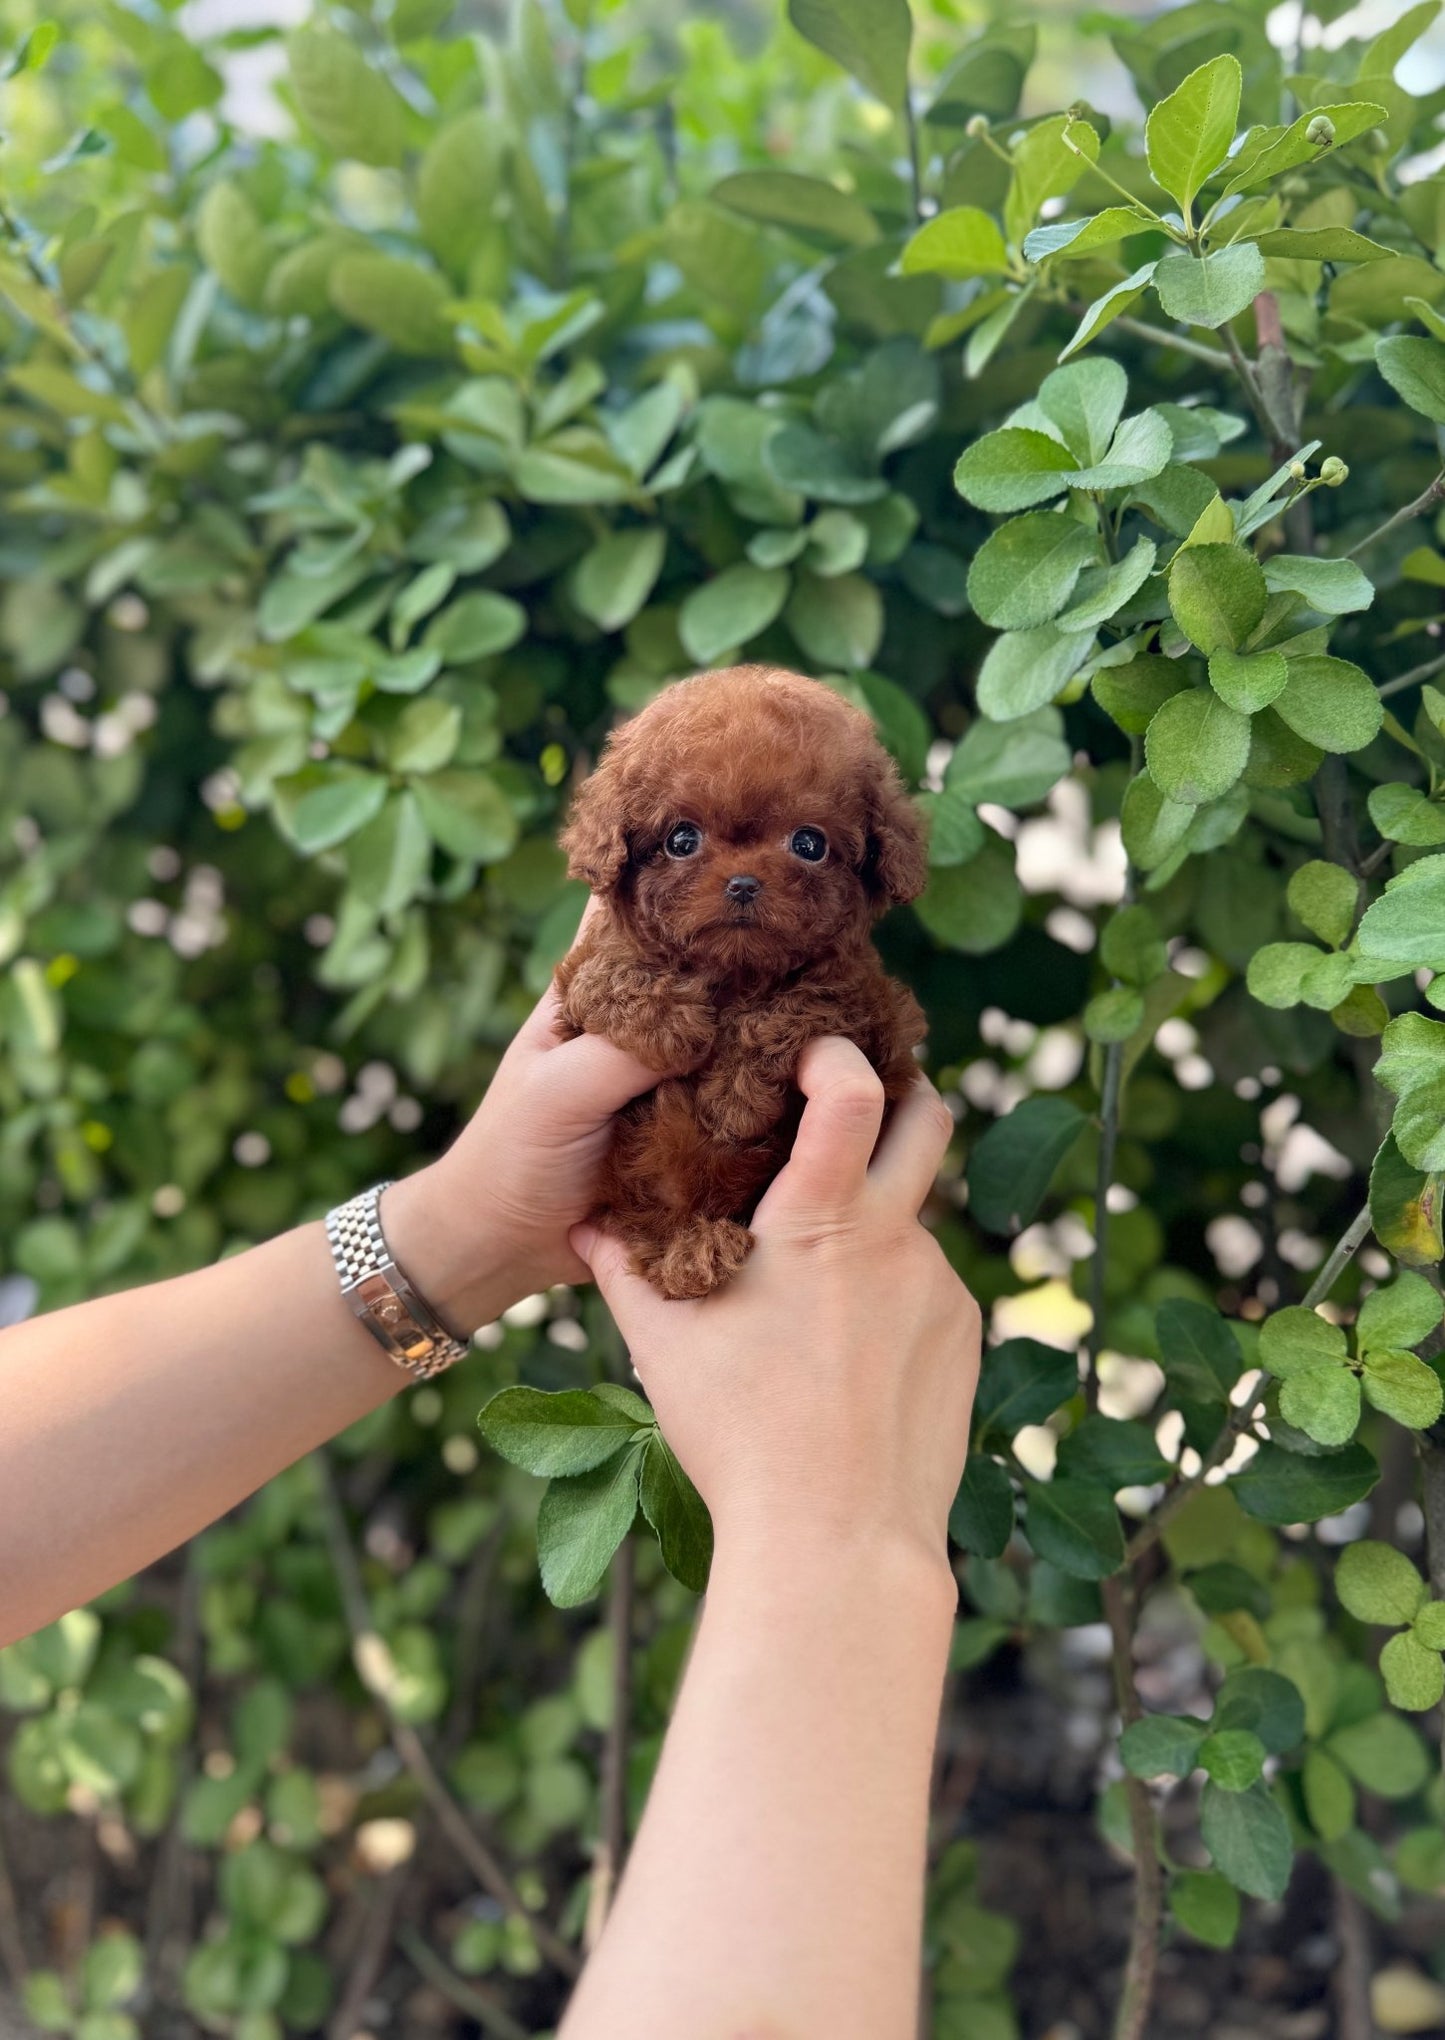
382, 908, 670, 1331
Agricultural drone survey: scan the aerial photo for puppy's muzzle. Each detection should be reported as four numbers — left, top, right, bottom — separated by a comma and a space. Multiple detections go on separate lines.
724, 874, 762, 905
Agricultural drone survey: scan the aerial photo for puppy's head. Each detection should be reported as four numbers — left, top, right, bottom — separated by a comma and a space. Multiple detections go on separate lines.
561, 665, 928, 979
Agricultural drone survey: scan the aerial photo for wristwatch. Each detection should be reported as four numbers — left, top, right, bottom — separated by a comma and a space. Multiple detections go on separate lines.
325, 1182, 470, 1382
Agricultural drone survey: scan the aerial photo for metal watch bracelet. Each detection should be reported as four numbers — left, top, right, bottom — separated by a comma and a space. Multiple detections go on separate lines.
325, 1182, 470, 1382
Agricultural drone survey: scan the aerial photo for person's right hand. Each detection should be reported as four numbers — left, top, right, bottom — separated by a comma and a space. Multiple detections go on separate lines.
570, 1037, 981, 1578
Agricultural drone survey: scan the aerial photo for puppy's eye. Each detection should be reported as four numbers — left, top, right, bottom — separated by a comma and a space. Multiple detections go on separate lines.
789, 827, 828, 863
664, 822, 703, 858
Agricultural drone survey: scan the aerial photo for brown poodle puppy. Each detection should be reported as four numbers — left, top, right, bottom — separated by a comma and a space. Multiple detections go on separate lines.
554, 664, 929, 1299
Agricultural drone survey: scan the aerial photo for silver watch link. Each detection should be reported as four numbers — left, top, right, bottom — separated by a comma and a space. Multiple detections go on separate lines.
325, 1182, 470, 1382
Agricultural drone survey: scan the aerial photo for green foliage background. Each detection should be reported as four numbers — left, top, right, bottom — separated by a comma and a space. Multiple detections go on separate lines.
4, 0, 1445, 2033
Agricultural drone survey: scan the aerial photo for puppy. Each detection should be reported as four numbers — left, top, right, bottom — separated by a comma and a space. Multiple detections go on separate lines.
555, 664, 929, 1298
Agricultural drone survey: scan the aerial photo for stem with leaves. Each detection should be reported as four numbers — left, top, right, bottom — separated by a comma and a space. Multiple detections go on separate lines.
312, 1453, 582, 1982
1347, 470, 1445, 560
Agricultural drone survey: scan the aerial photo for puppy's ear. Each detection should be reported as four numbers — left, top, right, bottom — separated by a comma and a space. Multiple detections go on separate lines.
862, 757, 929, 908
560, 743, 631, 892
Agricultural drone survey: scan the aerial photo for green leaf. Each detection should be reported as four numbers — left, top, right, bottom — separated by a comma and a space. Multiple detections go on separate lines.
1145, 54, 1242, 213
1261, 554, 1375, 616
1004, 112, 1100, 249
1101, 904, 1168, 986
1024, 207, 1159, 265
1287, 861, 1358, 948
1303, 1747, 1355, 1843
1259, 1306, 1349, 1379
1022, 1477, 1125, 1579
1412, 1602, 1445, 1650
1201, 1782, 1293, 1900
1380, 1631, 1445, 1711
422, 591, 527, 665
479, 1386, 650, 1477
1360, 856, 1445, 968
1119, 1713, 1207, 1779
1222, 102, 1387, 197
1393, 1077, 1445, 1172
712, 170, 878, 247
1376, 1012, 1445, 1100
1361, 1348, 1444, 1429
1369, 1134, 1443, 1269
82, 1933, 143, 2012
899, 206, 1008, 279
920, 789, 985, 868
572, 528, 666, 633
1232, 1442, 1378, 1525
1035, 357, 1129, 466
1120, 770, 1195, 870
1070, 409, 1174, 490
1376, 335, 1445, 424
411, 771, 520, 865
914, 833, 1022, 953
1367, 783, 1445, 847
383, 698, 461, 777
1059, 261, 1159, 361
416, 112, 503, 272
1199, 1728, 1266, 1792
1145, 689, 1251, 805
639, 1433, 713, 1593
966, 1096, 1088, 1235
288, 26, 407, 165
678, 563, 789, 665
195, 182, 269, 308
330, 251, 452, 356
1170, 1870, 1240, 1948
786, 570, 882, 669
535, 1447, 644, 1609
1168, 544, 1267, 653
965, 512, 1099, 630
290, 774, 388, 855
1357, 1271, 1443, 1351
948, 1456, 1015, 1558
1055, 539, 1156, 631
1084, 986, 1145, 1043
1094, 654, 1190, 735
1155, 1298, 1243, 1404
1279, 1365, 1362, 1448
945, 708, 1071, 808
23, 1973, 73, 2032
1208, 649, 1288, 713
1272, 656, 1383, 755
1329, 1710, 1431, 1797
976, 622, 1096, 721
786, 0, 912, 105
972, 1338, 1080, 1436
953, 429, 1079, 513
1336, 1540, 1426, 1627
1256, 227, 1393, 263
1154, 244, 1267, 330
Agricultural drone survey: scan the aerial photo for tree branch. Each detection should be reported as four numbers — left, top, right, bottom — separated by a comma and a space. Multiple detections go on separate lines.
584, 1538, 636, 1952
397, 1924, 531, 2040
1100, 1573, 1163, 2040
1347, 470, 1445, 560
311, 1453, 582, 1982
1089, 311, 1233, 372
1377, 645, 1445, 701
1126, 1204, 1374, 1565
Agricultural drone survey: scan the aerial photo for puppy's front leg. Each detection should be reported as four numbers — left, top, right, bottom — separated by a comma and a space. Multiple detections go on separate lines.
558, 947, 716, 1074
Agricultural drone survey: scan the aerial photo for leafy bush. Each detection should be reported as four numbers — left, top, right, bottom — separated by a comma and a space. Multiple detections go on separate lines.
4, 0, 1445, 2034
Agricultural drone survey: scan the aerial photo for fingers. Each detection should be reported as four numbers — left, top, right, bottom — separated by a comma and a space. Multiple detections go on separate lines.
759, 1036, 885, 1222
866, 1075, 954, 1216
548, 1029, 667, 1118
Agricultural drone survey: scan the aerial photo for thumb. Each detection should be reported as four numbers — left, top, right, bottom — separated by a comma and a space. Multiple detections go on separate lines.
569, 1224, 691, 1346
550, 1029, 670, 1120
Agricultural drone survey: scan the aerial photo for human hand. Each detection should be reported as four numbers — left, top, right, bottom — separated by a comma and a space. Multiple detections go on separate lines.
571, 1037, 981, 1577
384, 908, 669, 1331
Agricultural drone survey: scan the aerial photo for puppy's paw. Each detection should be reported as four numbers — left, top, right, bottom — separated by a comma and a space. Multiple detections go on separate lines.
641, 996, 716, 1074
695, 1062, 786, 1141
635, 1217, 755, 1299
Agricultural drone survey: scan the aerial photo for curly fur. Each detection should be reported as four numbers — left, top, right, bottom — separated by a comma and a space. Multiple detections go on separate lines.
555, 664, 928, 1298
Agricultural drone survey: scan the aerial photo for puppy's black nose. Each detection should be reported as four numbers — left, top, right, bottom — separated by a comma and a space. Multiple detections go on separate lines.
725, 874, 761, 904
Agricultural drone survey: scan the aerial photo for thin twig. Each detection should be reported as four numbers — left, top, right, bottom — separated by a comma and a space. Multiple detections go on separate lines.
0, 1805, 28, 1987
1347, 469, 1445, 559
396, 1925, 530, 2040
311, 1454, 582, 1981
1377, 645, 1445, 700
144, 1551, 203, 2004
1086, 1040, 1125, 1415
327, 1855, 415, 2040
1126, 1204, 1374, 1564
903, 94, 925, 225
1332, 1876, 1376, 2040
584, 1539, 636, 1952
1101, 1574, 1163, 2040
1089, 311, 1233, 372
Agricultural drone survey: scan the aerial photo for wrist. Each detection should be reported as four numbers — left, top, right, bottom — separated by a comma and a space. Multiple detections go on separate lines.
710, 1515, 958, 1623
378, 1165, 520, 1337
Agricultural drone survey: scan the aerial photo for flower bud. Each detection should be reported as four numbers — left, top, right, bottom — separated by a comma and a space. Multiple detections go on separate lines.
1306, 114, 1336, 149
1288, 460, 1307, 481
1320, 456, 1349, 487
965, 114, 989, 139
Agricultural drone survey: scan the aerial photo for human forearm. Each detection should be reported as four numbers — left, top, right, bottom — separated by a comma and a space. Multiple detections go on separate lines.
562, 1531, 957, 2040
0, 1169, 511, 1646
